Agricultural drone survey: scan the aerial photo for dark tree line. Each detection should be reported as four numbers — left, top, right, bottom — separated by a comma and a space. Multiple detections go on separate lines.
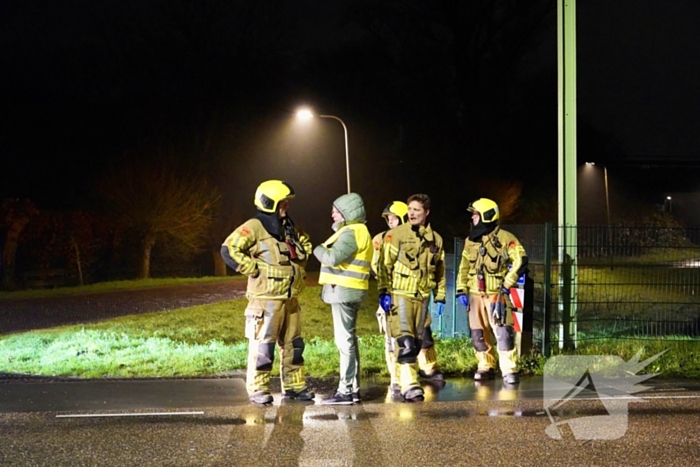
1, 0, 640, 288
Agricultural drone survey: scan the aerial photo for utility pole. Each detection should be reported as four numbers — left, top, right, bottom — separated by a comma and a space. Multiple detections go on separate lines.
557, 0, 578, 350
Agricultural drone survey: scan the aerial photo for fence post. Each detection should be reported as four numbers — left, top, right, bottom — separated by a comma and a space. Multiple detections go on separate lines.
517, 275, 534, 357
452, 237, 458, 338
542, 223, 553, 357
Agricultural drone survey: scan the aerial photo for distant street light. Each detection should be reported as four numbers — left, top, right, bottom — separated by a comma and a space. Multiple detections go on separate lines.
666, 196, 673, 213
296, 108, 351, 194
585, 162, 613, 269
585, 162, 611, 231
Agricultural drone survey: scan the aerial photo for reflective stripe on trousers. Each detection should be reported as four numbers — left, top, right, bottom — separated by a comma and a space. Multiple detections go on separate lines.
245, 298, 307, 394
387, 295, 430, 393
468, 293, 518, 374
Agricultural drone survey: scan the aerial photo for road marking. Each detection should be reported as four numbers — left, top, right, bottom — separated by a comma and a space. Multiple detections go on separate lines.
642, 395, 700, 400
56, 411, 204, 418
544, 395, 700, 401
51, 394, 700, 419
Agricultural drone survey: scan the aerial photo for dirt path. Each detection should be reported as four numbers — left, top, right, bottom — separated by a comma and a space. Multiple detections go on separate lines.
0, 280, 248, 335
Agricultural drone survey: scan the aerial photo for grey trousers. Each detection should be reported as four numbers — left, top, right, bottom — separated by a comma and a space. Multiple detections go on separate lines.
331, 301, 362, 394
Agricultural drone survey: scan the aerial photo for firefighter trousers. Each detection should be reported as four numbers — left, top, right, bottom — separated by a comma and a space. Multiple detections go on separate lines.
387, 295, 430, 394
468, 293, 518, 375
376, 305, 398, 386
245, 298, 307, 395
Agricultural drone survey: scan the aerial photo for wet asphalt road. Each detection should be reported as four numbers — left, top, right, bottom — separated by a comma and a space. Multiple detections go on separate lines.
2, 280, 700, 465
1, 376, 700, 466
0, 280, 247, 334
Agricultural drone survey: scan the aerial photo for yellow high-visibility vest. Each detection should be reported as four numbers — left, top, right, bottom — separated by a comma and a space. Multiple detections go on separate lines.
318, 223, 373, 290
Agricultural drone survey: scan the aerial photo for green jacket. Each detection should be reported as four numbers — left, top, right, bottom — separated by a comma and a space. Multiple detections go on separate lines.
313, 193, 370, 304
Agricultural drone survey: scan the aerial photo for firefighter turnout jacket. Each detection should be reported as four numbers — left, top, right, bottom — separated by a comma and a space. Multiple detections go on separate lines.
377, 223, 446, 301
222, 217, 311, 299
371, 231, 387, 276
456, 226, 527, 294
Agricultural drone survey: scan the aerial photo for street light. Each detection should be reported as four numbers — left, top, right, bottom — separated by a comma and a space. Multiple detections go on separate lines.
666, 196, 673, 213
585, 162, 611, 231
586, 162, 613, 269
296, 108, 351, 194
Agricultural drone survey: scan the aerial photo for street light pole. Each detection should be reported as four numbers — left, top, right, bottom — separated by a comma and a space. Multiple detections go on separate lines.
586, 161, 613, 268
296, 109, 351, 194
319, 115, 351, 194
586, 162, 611, 231
602, 165, 613, 270
603, 165, 611, 231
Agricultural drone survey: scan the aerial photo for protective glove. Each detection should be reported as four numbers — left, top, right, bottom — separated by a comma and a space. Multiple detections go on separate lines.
376, 308, 386, 333
434, 301, 445, 318
501, 286, 511, 295
379, 291, 393, 313
490, 293, 507, 326
456, 292, 469, 308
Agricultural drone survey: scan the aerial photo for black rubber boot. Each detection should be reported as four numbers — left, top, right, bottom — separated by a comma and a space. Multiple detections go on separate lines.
249, 391, 273, 405
473, 369, 495, 381
403, 387, 425, 402
419, 370, 445, 381
283, 388, 315, 401
503, 372, 520, 385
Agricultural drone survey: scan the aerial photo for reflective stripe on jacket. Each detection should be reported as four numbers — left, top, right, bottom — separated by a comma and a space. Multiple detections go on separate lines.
456, 226, 527, 294
377, 222, 446, 301
371, 231, 386, 276
318, 224, 373, 290
222, 218, 310, 299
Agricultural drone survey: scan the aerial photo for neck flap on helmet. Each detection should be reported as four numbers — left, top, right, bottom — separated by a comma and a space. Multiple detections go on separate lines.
469, 217, 497, 241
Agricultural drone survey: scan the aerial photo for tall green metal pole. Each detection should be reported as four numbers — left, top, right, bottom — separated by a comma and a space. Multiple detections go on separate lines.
557, 0, 578, 349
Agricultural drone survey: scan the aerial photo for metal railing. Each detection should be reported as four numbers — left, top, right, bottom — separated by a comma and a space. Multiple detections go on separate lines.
440, 225, 700, 352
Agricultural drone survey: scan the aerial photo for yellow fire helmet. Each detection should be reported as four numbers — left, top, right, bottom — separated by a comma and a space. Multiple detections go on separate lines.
467, 198, 499, 223
382, 201, 409, 224
254, 180, 296, 213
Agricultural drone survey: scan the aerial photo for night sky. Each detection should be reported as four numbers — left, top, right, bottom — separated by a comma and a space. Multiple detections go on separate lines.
2, 0, 700, 240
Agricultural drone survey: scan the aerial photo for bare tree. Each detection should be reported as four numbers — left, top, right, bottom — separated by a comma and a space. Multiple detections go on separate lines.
99, 161, 220, 279
208, 197, 246, 277
17, 210, 117, 287
1, 199, 39, 289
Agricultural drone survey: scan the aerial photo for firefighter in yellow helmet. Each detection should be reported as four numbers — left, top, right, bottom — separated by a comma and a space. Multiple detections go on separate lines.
376, 194, 446, 401
456, 198, 528, 385
371, 201, 443, 395
221, 180, 314, 404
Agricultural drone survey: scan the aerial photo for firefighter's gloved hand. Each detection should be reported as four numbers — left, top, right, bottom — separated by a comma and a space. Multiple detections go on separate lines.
490, 298, 507, 326
379, 291, 392, 313
456, 293, 469, 308
489, 300, 498, 323
434, 301, 445, 318
501, 286, 511, 295
376, 309, 386, 333
498, 301, 507, 324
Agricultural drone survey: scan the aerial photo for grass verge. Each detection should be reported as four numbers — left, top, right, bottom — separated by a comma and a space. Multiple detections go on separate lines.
1, 282, 698, 379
